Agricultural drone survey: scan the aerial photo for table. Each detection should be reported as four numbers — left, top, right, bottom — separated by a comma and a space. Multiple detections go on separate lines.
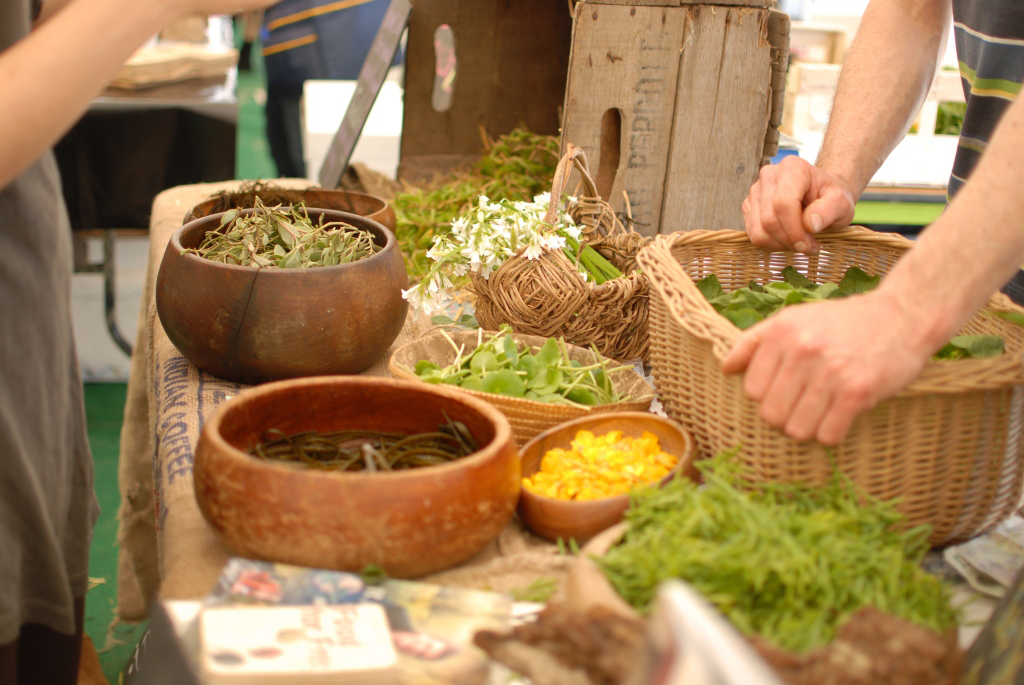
59, 72, 239, 355
114, 181, 570, 623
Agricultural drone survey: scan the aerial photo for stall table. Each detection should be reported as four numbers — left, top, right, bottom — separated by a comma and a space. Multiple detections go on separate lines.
114, 180, 572, 623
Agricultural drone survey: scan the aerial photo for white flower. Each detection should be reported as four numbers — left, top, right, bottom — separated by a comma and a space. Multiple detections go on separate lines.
523, 243, 544, 260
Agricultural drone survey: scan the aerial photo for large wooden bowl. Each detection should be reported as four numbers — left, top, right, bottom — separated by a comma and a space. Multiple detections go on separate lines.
517, 412, 697, 544
156, 208, 408, 384
184, 188, 397, 232
194, 376, 520, 578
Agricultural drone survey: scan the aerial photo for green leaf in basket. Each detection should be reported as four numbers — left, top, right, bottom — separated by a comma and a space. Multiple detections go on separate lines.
991, 310, 1024, 327
696, 274, 724, 301
564, 387, 598, 406
781, 265, 816, 290
935, 335, 1004, 360
530, 368, 564, 396
415, 360, 441, 376
836, 267, 880, 296
747, 280, 766, 293
503, 335, 520, 365
814, 283, 841, 299
516, 354, 539, 380
535, 337, 562, 368
591, 368, 614, 396
460, 376, 485, 392
470, 350, 499, 375
480, 369, 527, 397
721, 306, 763, 330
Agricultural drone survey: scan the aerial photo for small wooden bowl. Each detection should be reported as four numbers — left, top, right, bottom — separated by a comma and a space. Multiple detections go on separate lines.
517, 412, 697, 544
194, 376, 520, 578
156, 208, 408, 384
184, 188, 397, 233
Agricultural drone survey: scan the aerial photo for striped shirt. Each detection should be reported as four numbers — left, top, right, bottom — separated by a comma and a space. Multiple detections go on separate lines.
948, 0, 1024, 198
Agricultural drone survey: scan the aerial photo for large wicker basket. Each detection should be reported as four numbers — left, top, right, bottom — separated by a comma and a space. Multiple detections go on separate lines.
472, 145, 651, 361
636, 227, 1024, 545
389, 329, 654, 446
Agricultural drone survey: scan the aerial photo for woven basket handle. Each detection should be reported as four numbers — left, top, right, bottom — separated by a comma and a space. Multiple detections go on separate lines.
542, 144, 584, 229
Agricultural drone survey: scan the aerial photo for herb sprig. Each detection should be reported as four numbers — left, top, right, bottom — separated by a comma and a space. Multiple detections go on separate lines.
598, 449, 958, 653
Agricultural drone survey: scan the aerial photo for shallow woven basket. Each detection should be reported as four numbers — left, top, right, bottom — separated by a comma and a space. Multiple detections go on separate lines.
472, 145, 651, 361
637, 227, 1024, 546
389, 329, 654, 446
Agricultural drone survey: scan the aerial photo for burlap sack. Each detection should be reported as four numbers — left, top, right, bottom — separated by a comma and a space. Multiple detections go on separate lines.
118, 180, 570, 621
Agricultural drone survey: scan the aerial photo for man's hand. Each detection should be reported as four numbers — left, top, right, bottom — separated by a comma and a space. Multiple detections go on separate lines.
721, 291, 932, 445
741, 156, 857, 254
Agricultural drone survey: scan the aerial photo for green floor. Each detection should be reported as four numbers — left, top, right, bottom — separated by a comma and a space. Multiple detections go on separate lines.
83, 43, 275, 684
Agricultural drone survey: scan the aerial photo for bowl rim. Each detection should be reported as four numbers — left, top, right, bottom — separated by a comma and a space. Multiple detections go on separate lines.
517, 411, 695, 506
187, 187, 389, 220
199, 375, 517, 481
171, 207, 398, 274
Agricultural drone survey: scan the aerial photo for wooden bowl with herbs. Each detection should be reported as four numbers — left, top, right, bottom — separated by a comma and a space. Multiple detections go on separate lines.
156, 204, 408, 384
517, 412, 696, 545
194, 376, 520, 578
183, 186, 397, 233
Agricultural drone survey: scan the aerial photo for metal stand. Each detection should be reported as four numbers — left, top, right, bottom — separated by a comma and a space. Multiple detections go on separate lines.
73, 230, 134, 356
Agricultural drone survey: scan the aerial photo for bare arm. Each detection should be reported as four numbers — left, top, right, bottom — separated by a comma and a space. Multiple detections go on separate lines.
724, 90, 1024, 445
0, 0, 273, 190
742, 0, 950, 253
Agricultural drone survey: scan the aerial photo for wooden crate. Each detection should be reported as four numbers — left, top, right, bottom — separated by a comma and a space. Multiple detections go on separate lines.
560, 0, 789, 235
399, 0, 573, 177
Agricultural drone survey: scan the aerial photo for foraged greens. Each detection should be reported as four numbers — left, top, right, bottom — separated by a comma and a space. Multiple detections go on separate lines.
698, 266, 1004, 359
597, 449, 958, 653
187, 198, 381, 268
414, 326, 637, 407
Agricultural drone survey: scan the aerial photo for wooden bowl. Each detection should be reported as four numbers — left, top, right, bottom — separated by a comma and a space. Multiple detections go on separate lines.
184, 188, 397, 232
390, 329, 655, 446
194, 376, 520, 578
517, 412, 697, 544
156, 208, 408, 384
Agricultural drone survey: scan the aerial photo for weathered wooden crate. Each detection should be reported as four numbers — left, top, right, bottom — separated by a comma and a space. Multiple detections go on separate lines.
560, 0, 789, 235
399, 0, 573, 181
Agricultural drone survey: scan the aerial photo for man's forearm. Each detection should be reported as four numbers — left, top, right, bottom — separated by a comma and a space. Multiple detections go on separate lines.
0, 0, 176, 189
816, 0, 950, 197
879, 93, 1024, 356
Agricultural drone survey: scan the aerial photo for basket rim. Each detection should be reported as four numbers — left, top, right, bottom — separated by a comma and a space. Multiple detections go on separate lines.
388, 327, 655, 409
636, 226, 1024, 395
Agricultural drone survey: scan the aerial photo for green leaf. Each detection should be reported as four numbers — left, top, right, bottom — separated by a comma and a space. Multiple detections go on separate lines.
782, 266, 816, 290
503, 335, 519, 365
431, 315, 456, 326
415, 360, 441, 376
783, 290, 809, 306
516, 354, 539, 380
470, 351, 499, 375
535, 338, 561, 368
836, 267, 880, 296
991, 310, 1024, 327
460, 377, 484, 391
696, 274, 724, 301
530, 367, 563, 395
220, 208, 240, 226
950, 335, 1004, 359
747, 281, 766, 293
721, 307, 763, 330
814, 283, 841, 299
480, 369, 527, 397
564, 387, 598, 405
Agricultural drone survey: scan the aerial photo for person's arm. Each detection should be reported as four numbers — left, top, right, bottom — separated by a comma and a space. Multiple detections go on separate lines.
743, 0, 950, 253
724, 90, 1024, 445
0, 0, 273, 190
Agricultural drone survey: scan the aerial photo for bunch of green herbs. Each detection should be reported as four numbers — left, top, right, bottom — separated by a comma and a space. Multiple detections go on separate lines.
392, 129, 560, 282
598, 449, 958, 653
414, 326, 635, 407
699, 266, 1004, 359
187, 198, 381, 268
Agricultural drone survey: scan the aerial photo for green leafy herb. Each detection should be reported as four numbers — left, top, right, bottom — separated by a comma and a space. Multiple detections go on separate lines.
934, 335, 1004, 360
509, 576, 559, 603
597, 449, 958, 653
413, 326, 639, 407
186, 198, 381, 268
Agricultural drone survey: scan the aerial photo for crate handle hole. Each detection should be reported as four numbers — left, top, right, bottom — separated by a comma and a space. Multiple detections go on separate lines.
597, 107, 622, 200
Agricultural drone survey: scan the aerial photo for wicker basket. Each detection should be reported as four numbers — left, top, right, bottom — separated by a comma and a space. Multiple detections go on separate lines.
472, 145, 651, 361
389, 329, 654, 446
636, 227, 1024, 545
